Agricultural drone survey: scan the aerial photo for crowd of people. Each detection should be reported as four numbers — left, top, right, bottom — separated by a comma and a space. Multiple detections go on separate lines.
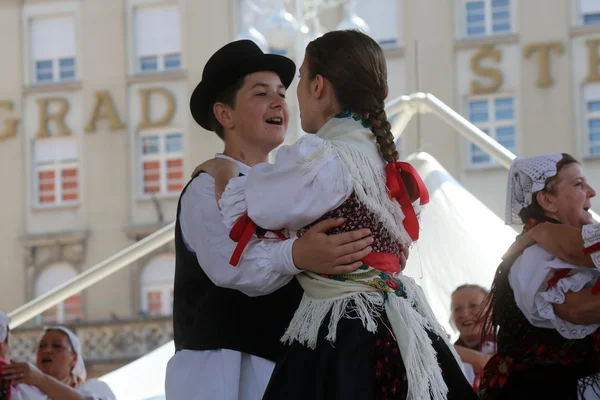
2, 28, 600, 400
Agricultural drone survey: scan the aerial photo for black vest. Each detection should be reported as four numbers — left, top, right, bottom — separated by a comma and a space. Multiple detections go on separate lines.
172, 176, 303, 361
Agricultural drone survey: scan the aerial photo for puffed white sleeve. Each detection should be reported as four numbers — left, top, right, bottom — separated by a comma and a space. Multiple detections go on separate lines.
219, 134, 352, 230
583, 224, 600, 269
509, 245, 600, 339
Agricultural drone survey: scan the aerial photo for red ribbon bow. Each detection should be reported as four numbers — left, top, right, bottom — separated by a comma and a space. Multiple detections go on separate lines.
385, 162, 429, 241
228, 213, 287, 266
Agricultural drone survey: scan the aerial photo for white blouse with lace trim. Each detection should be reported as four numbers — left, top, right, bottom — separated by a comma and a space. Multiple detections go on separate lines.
509, 244, 600, 339
583, 223, 600, 270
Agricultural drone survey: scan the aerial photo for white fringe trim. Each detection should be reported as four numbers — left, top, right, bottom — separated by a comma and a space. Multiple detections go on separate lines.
386, 294, 447, 400
281, 291, 384, 349
299, 140, 413, 245
282, 276, 458, 400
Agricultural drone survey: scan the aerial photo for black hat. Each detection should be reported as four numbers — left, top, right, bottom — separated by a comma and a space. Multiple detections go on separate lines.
190, 40, 296, 132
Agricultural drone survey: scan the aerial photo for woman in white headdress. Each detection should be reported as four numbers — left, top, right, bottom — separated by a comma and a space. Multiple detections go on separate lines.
478, 153, 600, 399
2, 326, 115, 400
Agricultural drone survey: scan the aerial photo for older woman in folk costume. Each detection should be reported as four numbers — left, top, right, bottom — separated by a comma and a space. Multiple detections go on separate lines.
200, 30, 476, 400
479, 153, 600, 399
2, 326, 115, 400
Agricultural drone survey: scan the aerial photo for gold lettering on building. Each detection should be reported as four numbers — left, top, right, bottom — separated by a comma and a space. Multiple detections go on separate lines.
36, 97, 71, 138
470, 44, 503, 95
138, 88, 176, 130
586, 39, 600, 83
523, 42, 565, 88
85, 90, 125, 133
0, 101, 18, 141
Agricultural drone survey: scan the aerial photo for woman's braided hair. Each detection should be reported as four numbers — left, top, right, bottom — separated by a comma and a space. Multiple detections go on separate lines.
305, 29, 399, 163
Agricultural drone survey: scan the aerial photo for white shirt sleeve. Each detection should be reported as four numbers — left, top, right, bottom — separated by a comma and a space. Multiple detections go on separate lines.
583, 223, 600, 269
509, 244, 600, 339
180, 174, 301, 297
219, 134, 352, 230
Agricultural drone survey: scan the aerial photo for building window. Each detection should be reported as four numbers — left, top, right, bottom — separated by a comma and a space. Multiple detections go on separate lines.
464, 0, 511, 37
35, 263, 83, 324
584, 85, 600, 157
30, 16, 76, 83
466, 96, 516, 167
33, 139, 79, 207
139, 131, 184, 196
134, 5, 181, 73
354, 0, 400, 48
580, 0, 600, 25
141, 254, 175, 317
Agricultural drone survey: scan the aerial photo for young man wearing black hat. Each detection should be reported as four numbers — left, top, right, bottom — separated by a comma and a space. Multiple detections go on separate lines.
165, 40, 395, 400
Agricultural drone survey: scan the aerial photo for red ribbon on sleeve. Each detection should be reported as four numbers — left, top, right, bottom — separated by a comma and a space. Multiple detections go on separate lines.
228, 213, 287, 266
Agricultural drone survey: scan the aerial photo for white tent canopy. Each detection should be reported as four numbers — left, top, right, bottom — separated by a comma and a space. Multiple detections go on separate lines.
100, 152, 518, 399
100, 340, 173, 400
402, 152, 517, 336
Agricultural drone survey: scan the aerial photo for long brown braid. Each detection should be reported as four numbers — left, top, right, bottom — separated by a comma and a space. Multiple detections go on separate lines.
305, 30, 399, 163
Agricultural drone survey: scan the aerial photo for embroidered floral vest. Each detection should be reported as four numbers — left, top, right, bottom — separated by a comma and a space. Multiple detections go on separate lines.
299, 192, 407, 298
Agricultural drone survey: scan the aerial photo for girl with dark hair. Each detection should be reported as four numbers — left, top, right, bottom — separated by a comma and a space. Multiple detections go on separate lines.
450, 284, 496, 391
199, 29, 476, 400
479, 154, 600, 399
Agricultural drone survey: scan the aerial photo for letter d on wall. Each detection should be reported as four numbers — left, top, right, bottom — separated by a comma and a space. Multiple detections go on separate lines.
138, 88, 176, 130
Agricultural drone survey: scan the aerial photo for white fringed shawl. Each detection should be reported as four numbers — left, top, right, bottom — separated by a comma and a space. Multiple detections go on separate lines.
283, 116, 461, 400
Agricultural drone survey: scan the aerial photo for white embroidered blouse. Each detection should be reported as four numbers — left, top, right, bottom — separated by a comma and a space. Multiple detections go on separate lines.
509, 244, 600, 339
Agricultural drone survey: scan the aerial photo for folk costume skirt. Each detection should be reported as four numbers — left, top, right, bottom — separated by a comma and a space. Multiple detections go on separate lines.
262, 308, 478, 400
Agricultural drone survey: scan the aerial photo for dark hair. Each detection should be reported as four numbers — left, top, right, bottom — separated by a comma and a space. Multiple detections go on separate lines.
305, 29, 398, 163
516, 153, 580, 224
3, 327, 8, 344
208, 76, 247, 140
479, 153, 580, 344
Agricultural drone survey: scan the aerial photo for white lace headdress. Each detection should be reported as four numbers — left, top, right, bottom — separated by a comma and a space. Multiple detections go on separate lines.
43, 326, 87, 382
505, 153, 563, 225
0, 310, 8, 344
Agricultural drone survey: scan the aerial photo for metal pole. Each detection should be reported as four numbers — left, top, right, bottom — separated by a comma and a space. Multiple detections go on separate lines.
414, 92, 516, 169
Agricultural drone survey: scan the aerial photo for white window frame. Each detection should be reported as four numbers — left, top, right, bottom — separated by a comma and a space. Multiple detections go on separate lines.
38, 294, 83, 325
33, 139, 80, 209
34, 263, 83, 325
584, 84, 600, 158
26, 12, 79, 85
132, 2, 182, 74
579, 0, 600, 25
138, 129, 184, 199
463, 0, 512, 38
138, 53, 181, 73
354, 0, 401, 49
22, 2, 82, 85
141, 284, 173, 316
465, 94, 517, 169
